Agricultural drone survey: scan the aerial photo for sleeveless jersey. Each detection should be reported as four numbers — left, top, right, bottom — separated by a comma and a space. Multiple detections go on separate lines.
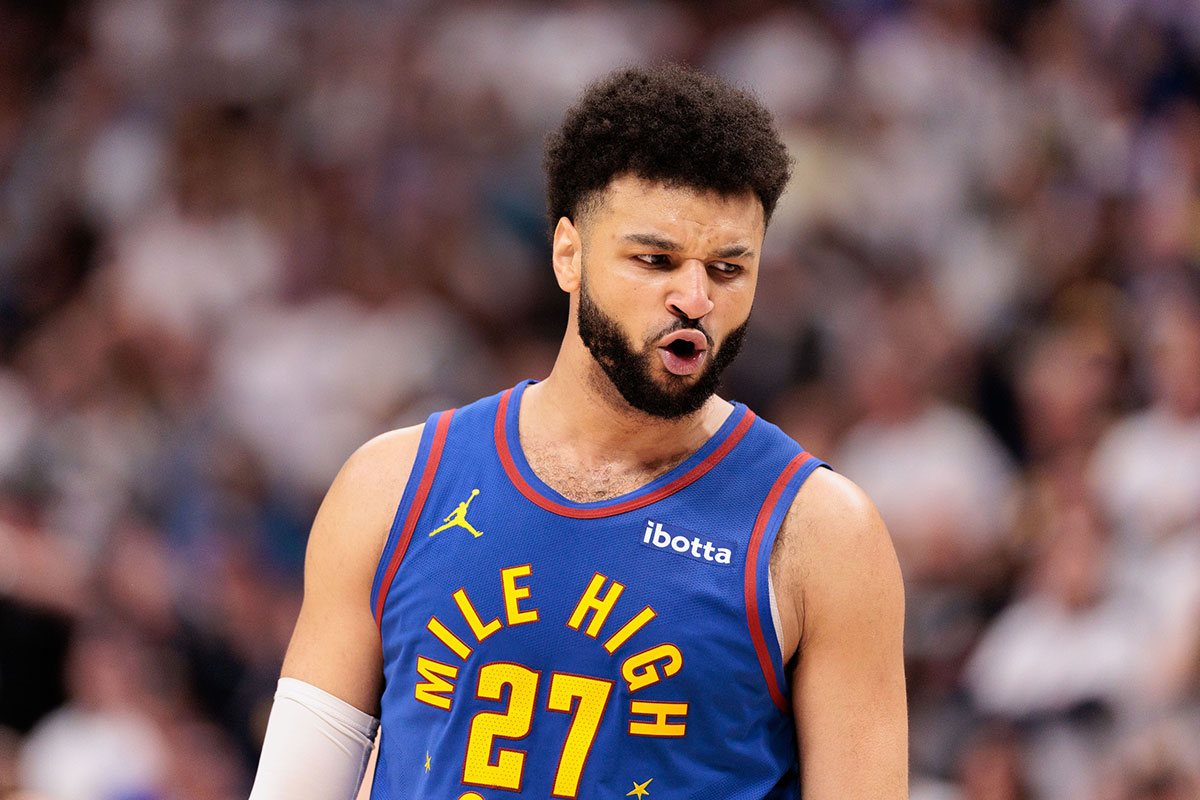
369, 381, 827, 800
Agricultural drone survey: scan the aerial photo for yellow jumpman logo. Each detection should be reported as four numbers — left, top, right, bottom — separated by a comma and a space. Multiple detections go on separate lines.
428, 489, 484, 538
627, 778, 652, 798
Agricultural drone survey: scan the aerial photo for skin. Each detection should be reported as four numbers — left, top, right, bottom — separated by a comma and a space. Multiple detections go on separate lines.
279, 174, 908, 798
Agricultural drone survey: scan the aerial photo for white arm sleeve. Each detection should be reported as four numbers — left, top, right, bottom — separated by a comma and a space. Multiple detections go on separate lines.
248, 678, 380, 800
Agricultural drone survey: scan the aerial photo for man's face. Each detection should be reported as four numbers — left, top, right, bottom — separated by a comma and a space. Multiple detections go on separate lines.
572, 175, 764, 418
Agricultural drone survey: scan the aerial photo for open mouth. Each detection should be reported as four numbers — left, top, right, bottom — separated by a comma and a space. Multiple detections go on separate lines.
667, 338, 697, 358
657, 330, 709, 376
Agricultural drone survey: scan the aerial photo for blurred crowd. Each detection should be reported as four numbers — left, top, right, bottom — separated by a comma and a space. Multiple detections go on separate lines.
1, 0, 1199, 798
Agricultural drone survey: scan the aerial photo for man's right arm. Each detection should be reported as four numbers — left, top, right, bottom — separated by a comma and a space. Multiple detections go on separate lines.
280, 424, 424, 710
249, 424, 424, 799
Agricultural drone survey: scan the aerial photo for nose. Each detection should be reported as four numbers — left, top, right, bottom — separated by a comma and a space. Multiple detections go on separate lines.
666, 259, 715, 321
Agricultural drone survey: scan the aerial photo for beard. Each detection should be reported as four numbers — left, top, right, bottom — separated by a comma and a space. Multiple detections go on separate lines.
576, 273, 749, 419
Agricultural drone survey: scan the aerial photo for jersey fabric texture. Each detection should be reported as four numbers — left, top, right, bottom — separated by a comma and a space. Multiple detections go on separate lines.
369, 380, 827, 800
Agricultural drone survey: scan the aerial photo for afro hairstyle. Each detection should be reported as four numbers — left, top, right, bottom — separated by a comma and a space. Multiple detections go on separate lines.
544, 63, 791, 231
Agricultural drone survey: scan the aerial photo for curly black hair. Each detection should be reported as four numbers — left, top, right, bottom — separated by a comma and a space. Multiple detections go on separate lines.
544, 64, 791, 230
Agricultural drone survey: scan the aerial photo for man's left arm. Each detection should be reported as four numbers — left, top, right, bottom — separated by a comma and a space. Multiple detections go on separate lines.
776, 469, 908, 798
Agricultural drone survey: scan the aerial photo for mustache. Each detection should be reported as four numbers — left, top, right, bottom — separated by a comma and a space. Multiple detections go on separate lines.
647, 317, 714, 349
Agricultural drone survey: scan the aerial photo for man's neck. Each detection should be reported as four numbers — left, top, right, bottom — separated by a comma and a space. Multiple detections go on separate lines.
520, 338, 732, 474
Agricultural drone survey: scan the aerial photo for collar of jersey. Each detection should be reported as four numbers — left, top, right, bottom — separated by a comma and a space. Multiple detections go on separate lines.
494, 379, 756, 519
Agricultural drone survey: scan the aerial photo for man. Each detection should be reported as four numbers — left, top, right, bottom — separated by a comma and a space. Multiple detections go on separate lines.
249, 64, 907, 800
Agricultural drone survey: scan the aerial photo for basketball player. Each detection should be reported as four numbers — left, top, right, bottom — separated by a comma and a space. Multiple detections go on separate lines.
249, 65, 906, 799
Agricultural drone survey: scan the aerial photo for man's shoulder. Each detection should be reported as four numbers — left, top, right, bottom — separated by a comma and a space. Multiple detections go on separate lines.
341, 424, 427, 491
774, 467, 896, 590
786, 468, 883, 540
763, 455, 901, 659
337, 384, 514, 498
314, 424, 427, 549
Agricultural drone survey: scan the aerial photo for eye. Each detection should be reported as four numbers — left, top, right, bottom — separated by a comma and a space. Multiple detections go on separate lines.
634, 254, 671, 267
709, 261, 743, 276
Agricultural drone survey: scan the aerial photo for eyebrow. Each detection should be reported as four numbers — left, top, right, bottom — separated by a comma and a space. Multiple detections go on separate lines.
622, 233, 756, 260
623, 233, 680, 251
713, 243, 756, 260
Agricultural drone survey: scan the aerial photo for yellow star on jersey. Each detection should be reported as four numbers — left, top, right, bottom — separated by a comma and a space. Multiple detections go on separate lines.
424, 751, 430, 772
627, 778, 653, 798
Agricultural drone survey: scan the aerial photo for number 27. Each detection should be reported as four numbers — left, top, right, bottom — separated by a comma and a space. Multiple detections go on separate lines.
463, 662, 613, 798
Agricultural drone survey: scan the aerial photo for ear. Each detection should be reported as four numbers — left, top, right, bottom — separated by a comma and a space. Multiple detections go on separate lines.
551, 217, 582, 293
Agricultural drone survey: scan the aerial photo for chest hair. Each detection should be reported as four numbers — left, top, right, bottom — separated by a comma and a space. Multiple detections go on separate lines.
522, 444, 692, 503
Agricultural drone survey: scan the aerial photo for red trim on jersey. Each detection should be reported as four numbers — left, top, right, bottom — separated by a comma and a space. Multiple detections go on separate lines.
375, 409, 455, 631
493, 388, 755, 519
745, 452, 813, 713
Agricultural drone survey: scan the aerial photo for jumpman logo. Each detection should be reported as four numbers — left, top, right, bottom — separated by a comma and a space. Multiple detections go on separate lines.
428, 489, 484, 538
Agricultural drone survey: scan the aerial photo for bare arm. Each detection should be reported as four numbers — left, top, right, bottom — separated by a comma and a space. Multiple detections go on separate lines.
281, 424, 424, 714
773, 469, 908, 799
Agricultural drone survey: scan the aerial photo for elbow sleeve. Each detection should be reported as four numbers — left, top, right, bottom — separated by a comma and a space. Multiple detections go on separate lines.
248, 678, 380, 800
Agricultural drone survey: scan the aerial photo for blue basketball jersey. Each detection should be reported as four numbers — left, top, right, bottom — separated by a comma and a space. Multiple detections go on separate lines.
369, 381, 827, 800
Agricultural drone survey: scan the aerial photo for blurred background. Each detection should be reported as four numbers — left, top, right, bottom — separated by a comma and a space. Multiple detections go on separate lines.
0, 0, 1199, 798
